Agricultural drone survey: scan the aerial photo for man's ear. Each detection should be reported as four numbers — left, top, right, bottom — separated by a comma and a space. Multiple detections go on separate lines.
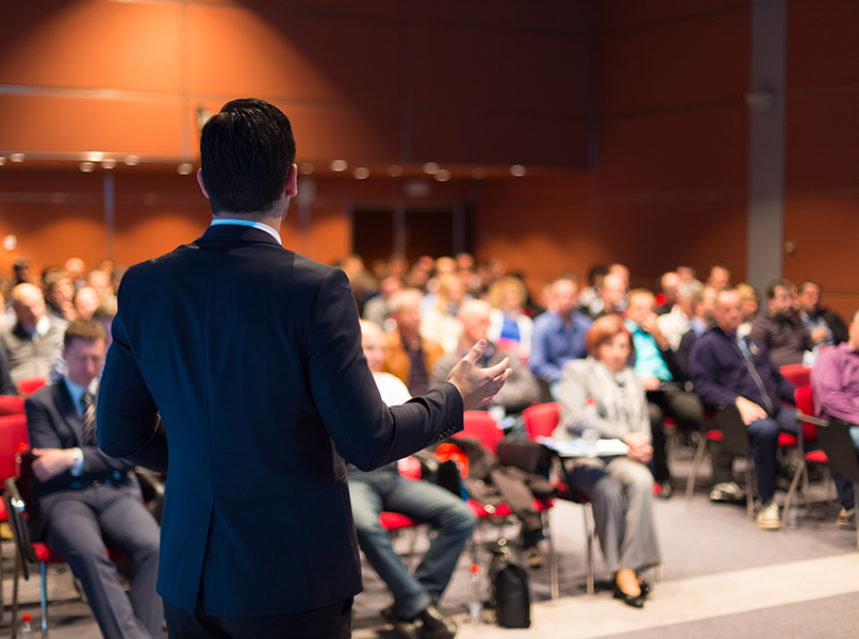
285, 164, 298, 198
196, 169, 210, 200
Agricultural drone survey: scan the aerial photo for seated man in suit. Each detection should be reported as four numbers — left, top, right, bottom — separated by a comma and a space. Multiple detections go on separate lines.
690, 289, 797, 530
351, 321, 476, 639
25, 319, 161, 639
811, 308, 859, 528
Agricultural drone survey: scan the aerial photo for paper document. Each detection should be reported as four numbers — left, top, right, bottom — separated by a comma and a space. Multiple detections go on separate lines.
536, 436, 630, 458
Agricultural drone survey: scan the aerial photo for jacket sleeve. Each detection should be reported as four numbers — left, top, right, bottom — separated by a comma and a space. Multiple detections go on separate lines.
812, 348, 859, 424
97, 288, 168, 474
529, 317, 562, 383
557, 361, 630, 440
306, 269, 462, 471
0, 344, 16, 396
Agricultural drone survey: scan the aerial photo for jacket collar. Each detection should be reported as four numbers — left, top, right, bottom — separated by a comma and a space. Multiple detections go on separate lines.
194, 223, 283, 248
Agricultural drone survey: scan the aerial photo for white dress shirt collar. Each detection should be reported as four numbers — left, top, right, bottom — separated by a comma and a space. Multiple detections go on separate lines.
210, 218, 282, 245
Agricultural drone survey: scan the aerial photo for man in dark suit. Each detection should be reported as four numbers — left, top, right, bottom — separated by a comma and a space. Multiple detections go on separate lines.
26, 319, 161, 639
96, 98, 510, 639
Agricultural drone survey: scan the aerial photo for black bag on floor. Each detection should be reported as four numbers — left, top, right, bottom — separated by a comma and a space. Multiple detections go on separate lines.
488, 540, 531, 628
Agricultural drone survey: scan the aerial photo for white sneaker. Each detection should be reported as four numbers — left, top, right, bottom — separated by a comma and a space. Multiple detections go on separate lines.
756, 501, 781, 530
709, 481, 744, 503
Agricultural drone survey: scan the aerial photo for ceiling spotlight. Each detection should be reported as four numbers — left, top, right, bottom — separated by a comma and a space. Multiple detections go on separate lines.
422, 162, 439, 175
387, 165, 403, 177
177, 162, 194, 175
330, 159, 348, 172
471, 167, 486, 180
353, 167, 370, 180
10, 153, 25, 163
510, 164, 526, 177
300, 162, 314, 175
124, 155, 140, 166
86, 151, 103, 162
434, 169, 451, 182
80, 162, 95, 173
102, 158, 117, 170
0, 157, 6, 166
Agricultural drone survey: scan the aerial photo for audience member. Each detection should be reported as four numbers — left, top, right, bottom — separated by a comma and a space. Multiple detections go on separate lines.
587, 272, 626, 320
607, 263, 630, 311
432, 300, 540, 415
736, 282, 760, 338
351, 321, 474, 639
529, 276, 592, 394
706, 264, 731, 290
64, 257, 87, 290
624, 289, 705, 497
796, 280, 849, 348
577, 264, 608, 314
676, 265, 702, 289
657, 279, 699, 350
44, 271, 76, 321
0, 283, 67, 383
363, 275, 402, 329
655, 271, 680, 315
73, 286, 100, 320
555, 315, 661, 608
87, 269, 114, 301
690, 289, 797, 529
420, 273, 467, 353
382, 288, 445, 396
486, 276, 534, 360
810, 309, 859, 528
13, 257, 32, 285
25, 319, 161, 639
750, 279, 812, 368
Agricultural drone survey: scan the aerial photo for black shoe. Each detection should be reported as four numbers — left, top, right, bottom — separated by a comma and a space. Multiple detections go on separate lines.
380, 605, 421, 639
613, 581, 645, 608
638, 579, 652, 599
417, 605, 457, 639
658, 480, 673, 500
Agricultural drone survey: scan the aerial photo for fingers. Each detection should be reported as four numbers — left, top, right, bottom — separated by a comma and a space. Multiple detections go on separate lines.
31, 448, 44, 456
461, 340, 488, 365
484, 357, 510, 380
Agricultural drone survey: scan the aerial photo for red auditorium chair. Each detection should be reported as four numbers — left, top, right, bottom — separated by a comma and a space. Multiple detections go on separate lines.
0, 395, 25, 416
782, 385, 832, 527
0, 414, 29, 623
780, 364, 812, 388
16, 376, 47, 398
520, 402, 595, 596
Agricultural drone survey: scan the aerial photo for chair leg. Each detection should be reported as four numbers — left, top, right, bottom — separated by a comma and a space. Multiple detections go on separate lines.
654, 564, 662, 582
542, 509, 559, 600
40, 561, 48, 639
582, 504, 594, 595
11, 545, 21, 639
853, 483, 859, 553
745, 459, 755, 520
782, 459, 806, 530
685, 435, 708, 502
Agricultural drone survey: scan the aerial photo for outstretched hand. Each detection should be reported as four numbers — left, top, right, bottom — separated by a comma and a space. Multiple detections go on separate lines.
446, 340, 513, 410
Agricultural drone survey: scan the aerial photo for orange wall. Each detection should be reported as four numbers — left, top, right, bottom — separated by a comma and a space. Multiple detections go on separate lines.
1, 0, 593, 168
782, 0, 859, 320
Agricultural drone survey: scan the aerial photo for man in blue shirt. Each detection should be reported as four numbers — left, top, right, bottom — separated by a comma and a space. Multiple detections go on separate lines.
529, 276, 592, 397
625, 289, 705, 498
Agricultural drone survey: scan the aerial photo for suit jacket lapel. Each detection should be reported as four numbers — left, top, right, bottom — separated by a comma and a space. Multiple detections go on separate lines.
54, 380, 85, 446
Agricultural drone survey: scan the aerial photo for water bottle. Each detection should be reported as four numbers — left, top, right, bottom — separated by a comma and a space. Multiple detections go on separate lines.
582, 398, 600, 456
467, 563, 482, 624
20, 613, 32, 637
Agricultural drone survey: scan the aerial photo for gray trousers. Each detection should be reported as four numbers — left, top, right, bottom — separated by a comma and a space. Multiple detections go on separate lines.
566, 456, 661, 575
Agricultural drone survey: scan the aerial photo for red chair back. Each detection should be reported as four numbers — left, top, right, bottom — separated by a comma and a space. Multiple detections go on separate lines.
0, 395, 25, 416
780, 364, 811, 388
17, 376, 47, 397
522, 402, 560, 440
794, 385, 819, 444
456, 410, 502, 454
0, 414, 29, 482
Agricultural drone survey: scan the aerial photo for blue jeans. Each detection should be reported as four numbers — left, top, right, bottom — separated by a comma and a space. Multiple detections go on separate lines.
748, 405, 798, 504
348, 466, 476, 619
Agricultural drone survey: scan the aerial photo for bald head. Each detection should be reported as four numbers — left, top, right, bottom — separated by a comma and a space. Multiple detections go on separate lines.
359, 320, 385, 373
12, 283, 46, 330
458, 299, 492, 345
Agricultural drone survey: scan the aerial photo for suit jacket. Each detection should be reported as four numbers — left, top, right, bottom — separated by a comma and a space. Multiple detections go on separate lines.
96, 224, 463, 617
25, 380, 138, 540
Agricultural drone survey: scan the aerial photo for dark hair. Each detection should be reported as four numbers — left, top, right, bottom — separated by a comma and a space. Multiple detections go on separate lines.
798, 280, 821, 295
64, 318, 106, 348
586, 264, 608, 286
766, 278, 794, 299
200, 98, 296, 214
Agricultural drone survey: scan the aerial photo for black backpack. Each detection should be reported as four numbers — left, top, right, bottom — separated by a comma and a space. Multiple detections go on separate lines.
488, 540, 531, 628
